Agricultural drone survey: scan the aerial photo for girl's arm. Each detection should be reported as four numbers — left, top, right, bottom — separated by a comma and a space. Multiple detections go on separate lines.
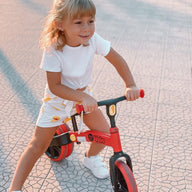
46, 71, 97, 112
105, 47, 140, 101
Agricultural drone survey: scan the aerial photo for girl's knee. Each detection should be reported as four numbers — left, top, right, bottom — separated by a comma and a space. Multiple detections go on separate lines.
28, 138, 50, 157
84, 109, 110, 133
29, 126, 57, 155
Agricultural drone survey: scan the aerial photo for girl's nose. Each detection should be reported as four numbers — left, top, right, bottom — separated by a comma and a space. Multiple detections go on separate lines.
82, 23, 89, 31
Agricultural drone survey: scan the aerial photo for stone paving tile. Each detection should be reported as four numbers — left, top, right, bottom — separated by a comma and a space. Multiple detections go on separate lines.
149, 166, 192, 192
117, 116, 157, 140
153, 138, 192, 171
0, 110, 33, 159
153, 120, 192, 171
43, 144, 112, 192
0, 100, 40, 124
40, 178, 102, 192
159, 89, 192, 108
15, 70, 46, 104
155, 120, 191, 142
157, 104, 192, 125
19, 176, 45, 192
118, 99, 158, 120
121, 137, 153, 167
160, 78, 192, 93
0, 170, 14, 192
0, 74, 16, 105
132, 161, 151, 192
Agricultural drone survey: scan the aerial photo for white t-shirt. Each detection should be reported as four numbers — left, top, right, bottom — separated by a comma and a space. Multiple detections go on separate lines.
40, 32, 111, 90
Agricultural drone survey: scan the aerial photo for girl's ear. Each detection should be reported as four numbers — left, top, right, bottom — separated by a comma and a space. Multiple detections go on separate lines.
54, 20, 64, 31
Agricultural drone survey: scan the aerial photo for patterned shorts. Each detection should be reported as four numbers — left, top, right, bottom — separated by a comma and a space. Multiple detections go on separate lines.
36, 87, 92, 128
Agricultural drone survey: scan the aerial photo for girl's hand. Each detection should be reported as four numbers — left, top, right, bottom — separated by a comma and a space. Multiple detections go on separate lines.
81, 94, 98, 113
125, 86, 140, 101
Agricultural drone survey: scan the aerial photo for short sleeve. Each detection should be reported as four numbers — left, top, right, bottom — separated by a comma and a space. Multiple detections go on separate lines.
40, 49, 61, 72
92, 33, 111, 56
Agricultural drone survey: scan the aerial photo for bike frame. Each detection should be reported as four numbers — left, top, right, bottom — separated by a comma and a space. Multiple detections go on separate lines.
69, 127, 122, 152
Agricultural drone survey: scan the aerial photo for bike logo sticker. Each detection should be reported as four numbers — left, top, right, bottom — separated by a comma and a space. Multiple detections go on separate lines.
70, 134, 76, 142
88, 134, 105, 144
109, 104, 116, 116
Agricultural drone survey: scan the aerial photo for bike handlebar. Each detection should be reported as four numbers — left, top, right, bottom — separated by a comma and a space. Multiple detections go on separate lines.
76, 89, 144, 114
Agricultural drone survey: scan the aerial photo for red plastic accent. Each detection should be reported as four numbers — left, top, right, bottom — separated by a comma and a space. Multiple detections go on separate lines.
140, 89, 145, 98
110, 127, 122, 152
59, 124, 74, 158
51, 125, 66, 162
52, 124, 74, 162
76, 104, 84, 114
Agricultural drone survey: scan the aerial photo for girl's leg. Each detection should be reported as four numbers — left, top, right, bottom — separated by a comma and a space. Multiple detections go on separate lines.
83, 108, 110, 179
83, 108, 110, 157
9, 126, 58, 191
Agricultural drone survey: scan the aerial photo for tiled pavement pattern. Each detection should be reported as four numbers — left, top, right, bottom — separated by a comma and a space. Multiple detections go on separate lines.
0, 0, 192, 191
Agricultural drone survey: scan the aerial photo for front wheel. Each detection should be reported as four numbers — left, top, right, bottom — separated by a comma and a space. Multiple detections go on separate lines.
112, 160, 138, 192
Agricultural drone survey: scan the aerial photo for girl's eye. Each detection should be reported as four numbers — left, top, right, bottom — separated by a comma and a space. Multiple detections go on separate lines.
89, 20, 94, 24
74, 21, 81, 24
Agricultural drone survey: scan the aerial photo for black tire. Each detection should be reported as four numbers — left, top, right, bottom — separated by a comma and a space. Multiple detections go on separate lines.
45, 124, 74, 161
112, 160, 138, 192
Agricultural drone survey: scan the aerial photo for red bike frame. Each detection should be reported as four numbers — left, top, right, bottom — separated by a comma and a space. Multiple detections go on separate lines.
69, 127, 122, 153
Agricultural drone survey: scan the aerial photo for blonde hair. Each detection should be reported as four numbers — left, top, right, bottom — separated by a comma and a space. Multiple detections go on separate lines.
39, 0, 96, 51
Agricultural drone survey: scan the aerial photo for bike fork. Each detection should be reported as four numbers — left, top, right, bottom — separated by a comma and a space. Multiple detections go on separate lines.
109, 152, 133, 190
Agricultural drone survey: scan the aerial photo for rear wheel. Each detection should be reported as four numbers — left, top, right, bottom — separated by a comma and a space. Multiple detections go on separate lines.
112, 160, 138, 192
45, 124, 74, 161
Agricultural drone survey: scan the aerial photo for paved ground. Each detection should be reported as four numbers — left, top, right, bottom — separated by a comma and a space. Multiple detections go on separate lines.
0, 0, 192, 191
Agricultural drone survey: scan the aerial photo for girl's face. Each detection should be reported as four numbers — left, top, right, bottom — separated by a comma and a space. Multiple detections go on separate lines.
62, 15, 95, 47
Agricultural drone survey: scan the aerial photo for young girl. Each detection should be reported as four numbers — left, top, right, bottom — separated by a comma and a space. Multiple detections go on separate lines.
9, 0, 140, 191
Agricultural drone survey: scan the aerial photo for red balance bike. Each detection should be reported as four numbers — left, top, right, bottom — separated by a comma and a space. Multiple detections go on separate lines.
45, 90, 144, 192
